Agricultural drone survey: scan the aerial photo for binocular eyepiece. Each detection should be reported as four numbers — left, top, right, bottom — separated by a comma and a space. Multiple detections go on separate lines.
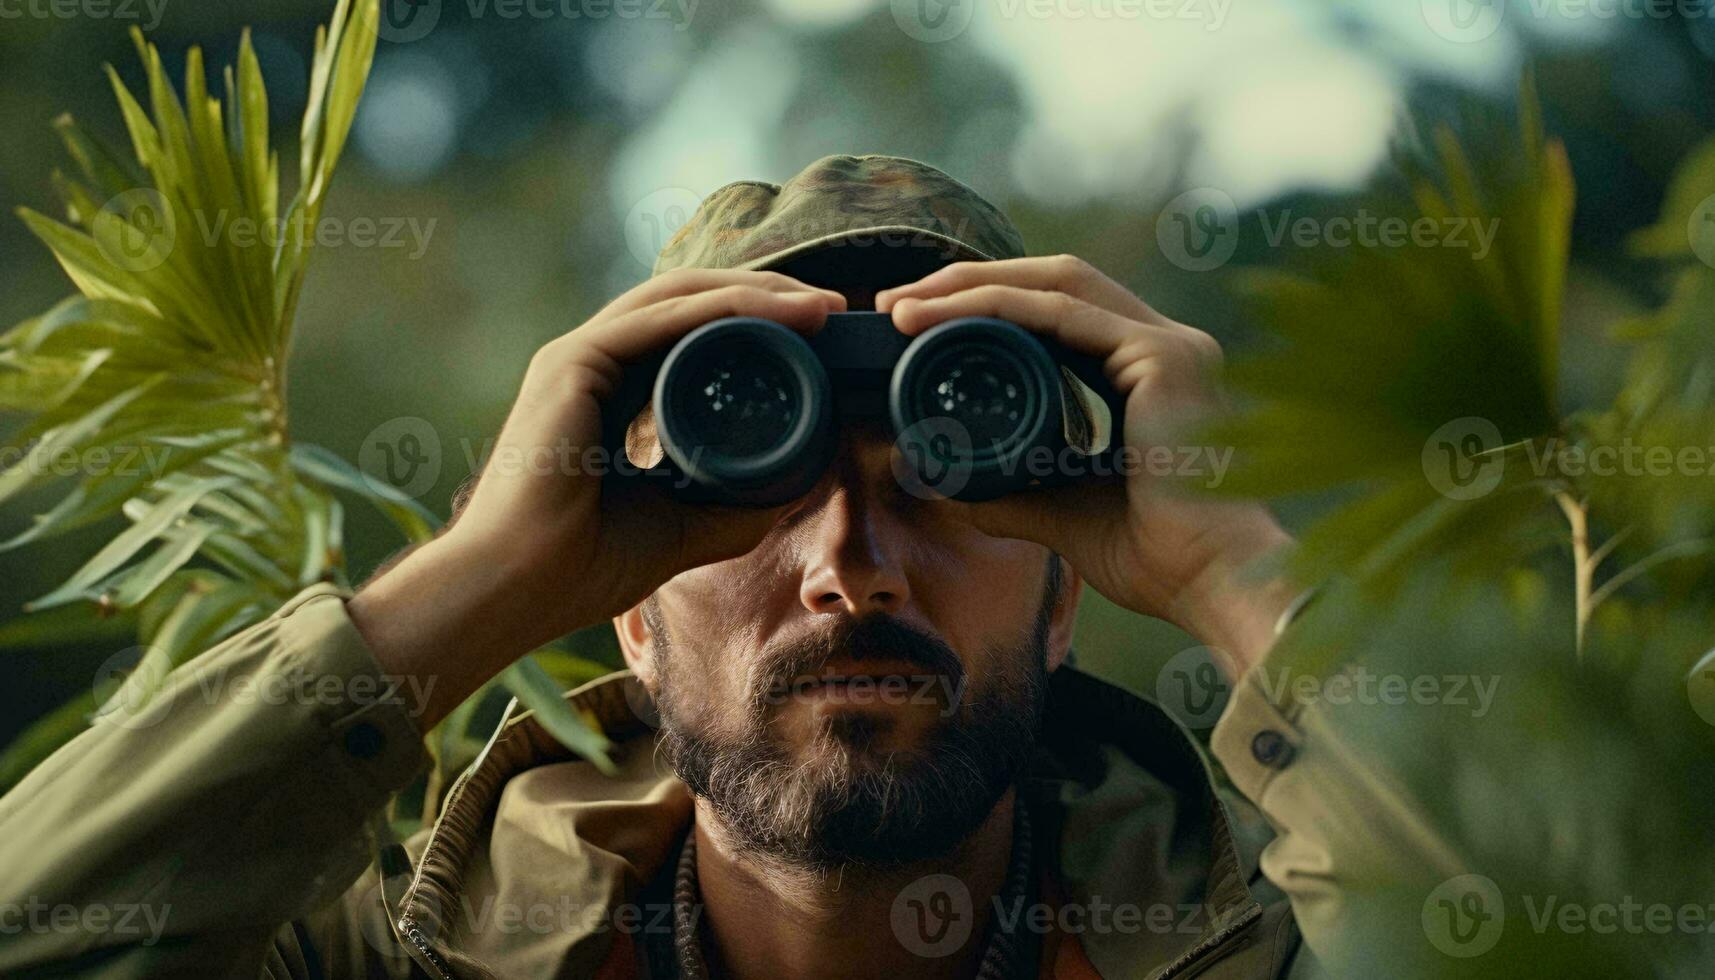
604, 312, 1122, 506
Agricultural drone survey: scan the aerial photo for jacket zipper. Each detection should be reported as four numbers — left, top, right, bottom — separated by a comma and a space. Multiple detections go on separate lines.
400, 916, 456, 980
390, 711, 523, 980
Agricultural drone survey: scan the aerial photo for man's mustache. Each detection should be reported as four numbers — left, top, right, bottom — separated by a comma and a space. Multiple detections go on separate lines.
748, 616, 967, 709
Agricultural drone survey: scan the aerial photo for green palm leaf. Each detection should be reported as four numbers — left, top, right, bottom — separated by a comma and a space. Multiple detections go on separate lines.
1, 0, 612, 801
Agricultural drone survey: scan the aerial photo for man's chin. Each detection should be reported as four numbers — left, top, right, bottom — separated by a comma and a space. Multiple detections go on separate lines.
777, 693, 950, 756
771, 734, 1017, 867
792, 718, 926, 781
678, 727, 1008, 870
783, 766, 1009, 870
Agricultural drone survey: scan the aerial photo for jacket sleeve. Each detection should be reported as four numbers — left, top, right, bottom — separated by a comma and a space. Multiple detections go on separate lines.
0, 584, 429, 978
1209, 661, 1473, 976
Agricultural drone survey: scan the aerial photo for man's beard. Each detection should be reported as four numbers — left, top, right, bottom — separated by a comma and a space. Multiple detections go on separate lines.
649, 601, 1052, 872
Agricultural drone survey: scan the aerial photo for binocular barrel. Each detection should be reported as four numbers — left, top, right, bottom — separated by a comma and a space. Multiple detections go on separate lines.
603, 312, 1121, 506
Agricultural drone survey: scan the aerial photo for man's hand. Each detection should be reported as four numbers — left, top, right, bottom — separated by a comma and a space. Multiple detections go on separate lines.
348, 270, 846, 727
879, 256, 1297, 676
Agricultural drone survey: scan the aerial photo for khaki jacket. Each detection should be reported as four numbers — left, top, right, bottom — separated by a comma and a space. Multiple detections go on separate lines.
0, 583, 1381, 979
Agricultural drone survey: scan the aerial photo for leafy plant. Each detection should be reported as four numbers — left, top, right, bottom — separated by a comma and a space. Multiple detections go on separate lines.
0, 0, 613, 815
1206, 80, 1715, 978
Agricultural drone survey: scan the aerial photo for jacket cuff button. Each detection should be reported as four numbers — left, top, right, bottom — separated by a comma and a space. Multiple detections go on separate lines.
1250, 729, 1294, 769
344, 721, 386, 759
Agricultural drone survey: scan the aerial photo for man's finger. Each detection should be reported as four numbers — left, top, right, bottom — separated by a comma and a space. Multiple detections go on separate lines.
560, 284, 846, 370
597, 268, 845, 321
889, 284, 1179, 366
877, 255, 1164, 324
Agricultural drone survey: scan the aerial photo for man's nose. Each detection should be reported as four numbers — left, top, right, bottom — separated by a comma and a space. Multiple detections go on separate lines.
796, 483, 911, 618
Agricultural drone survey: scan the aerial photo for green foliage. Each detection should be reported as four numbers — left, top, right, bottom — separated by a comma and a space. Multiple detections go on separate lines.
1210, 81, 1574, 594
1214, 81, 1715, 978
0, 0, 611, 809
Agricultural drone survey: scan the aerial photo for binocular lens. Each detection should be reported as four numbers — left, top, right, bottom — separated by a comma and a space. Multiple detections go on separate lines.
668, 342, 802, 459
922, 348, 1032, 450
893, 318, 1057, 465
652, 318, 835, 505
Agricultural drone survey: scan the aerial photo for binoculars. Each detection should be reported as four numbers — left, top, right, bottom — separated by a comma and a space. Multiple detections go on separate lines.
602, 312, 1125, 506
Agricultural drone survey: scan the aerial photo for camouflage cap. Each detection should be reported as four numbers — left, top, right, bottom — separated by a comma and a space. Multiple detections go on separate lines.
651, 154, 1025, 276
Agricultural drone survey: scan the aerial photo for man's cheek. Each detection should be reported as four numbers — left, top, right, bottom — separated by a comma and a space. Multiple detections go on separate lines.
671, 549, 801, 617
